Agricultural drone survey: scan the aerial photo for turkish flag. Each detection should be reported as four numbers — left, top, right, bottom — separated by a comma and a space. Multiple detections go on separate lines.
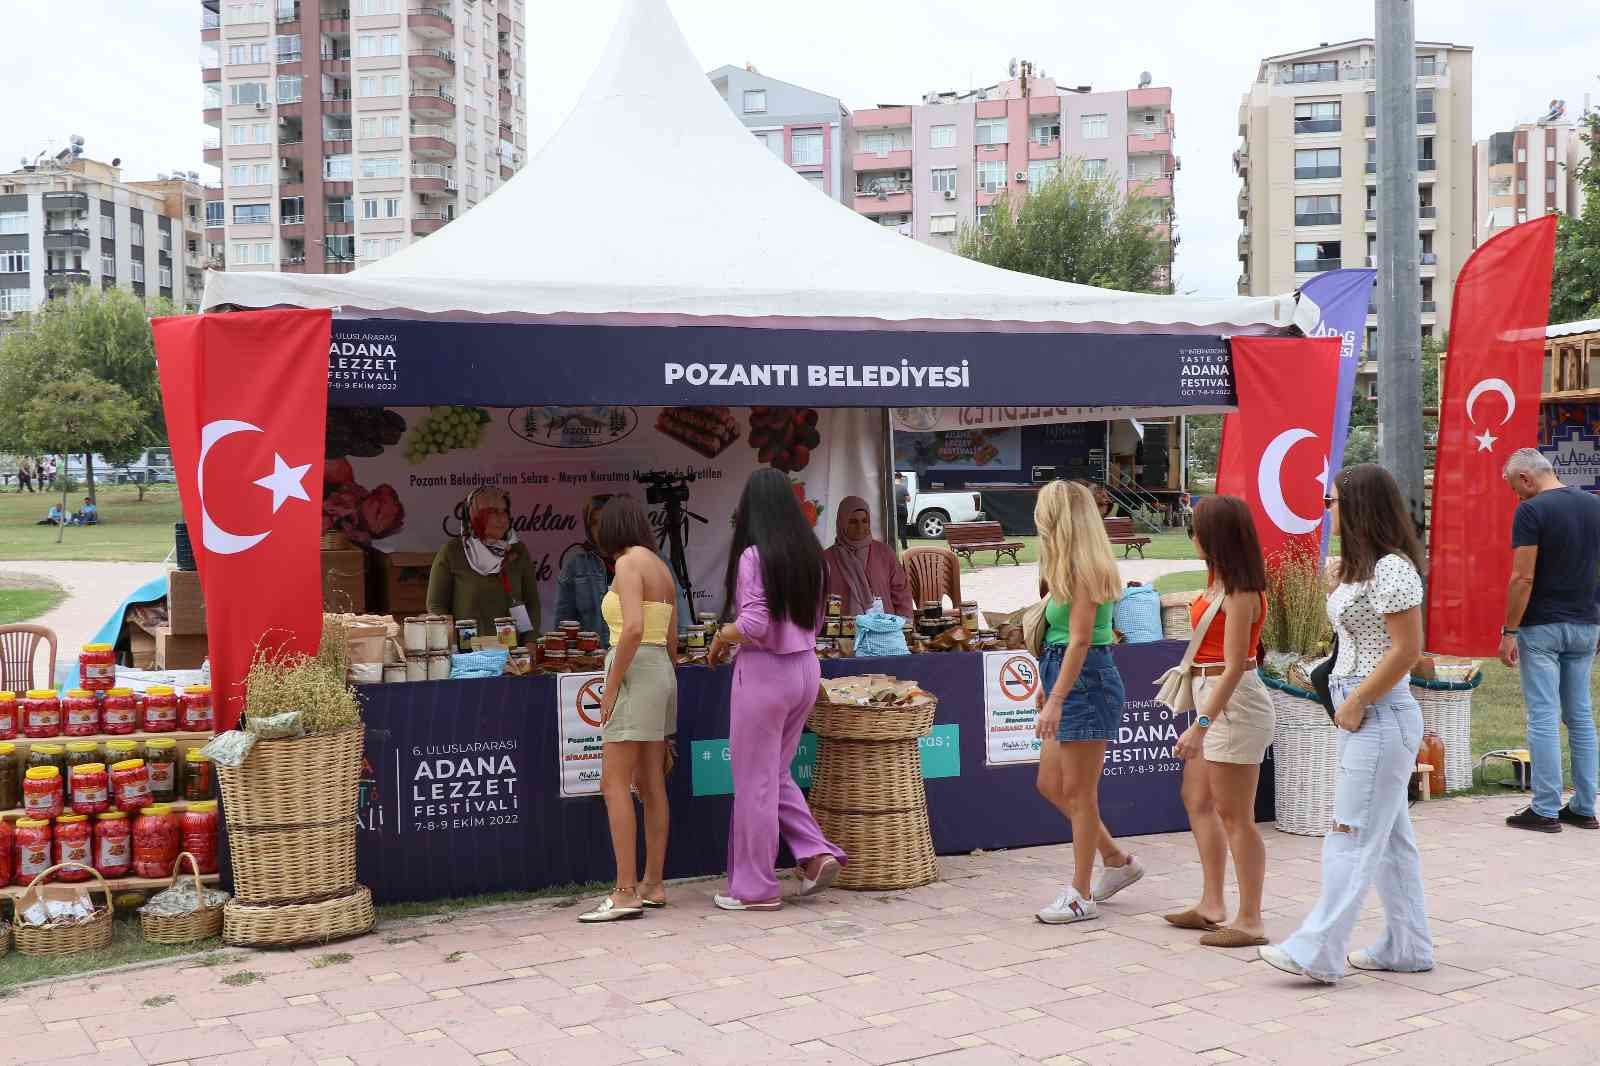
1426, 215, 1556, 655
153, 309, 331, 729
1216, 336, 1343, 566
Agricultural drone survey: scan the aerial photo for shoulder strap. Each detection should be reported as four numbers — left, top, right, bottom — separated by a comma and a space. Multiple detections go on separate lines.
1179, 593, 1226, 669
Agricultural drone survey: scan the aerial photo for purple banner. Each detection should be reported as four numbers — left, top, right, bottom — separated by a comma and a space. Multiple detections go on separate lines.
1298, 268, 1377, 554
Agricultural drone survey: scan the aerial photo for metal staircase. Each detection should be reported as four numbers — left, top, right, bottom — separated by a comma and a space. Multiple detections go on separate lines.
1104, 479, 1168, 533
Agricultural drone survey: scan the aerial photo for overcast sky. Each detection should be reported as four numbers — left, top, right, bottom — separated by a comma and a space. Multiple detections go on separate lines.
8, 1, 1596, 297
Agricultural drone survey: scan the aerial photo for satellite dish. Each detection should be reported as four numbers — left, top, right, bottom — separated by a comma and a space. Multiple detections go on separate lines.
70, 134, 84, 147
1139, 71, 1152, 88
1009, 58, 1018, 78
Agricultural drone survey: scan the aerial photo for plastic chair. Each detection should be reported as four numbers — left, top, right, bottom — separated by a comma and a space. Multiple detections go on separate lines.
0, 624, 57, 692
903, 547, 963, 611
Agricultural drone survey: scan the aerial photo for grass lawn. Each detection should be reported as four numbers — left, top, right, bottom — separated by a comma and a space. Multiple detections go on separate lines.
0, 581, 66, 624
909, 529, 1202, 569
0, 484, 181, 562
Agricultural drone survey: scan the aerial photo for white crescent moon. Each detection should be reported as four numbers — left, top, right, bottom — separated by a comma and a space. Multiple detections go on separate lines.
199, 419, 271, 556
1257, 428, 1324, 536
1466, 378, 1516, 425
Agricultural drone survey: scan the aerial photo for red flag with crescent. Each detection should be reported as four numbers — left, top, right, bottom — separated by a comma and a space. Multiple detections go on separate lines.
1216, 336, 1343, 567
153, 309, 331, 729
1426, 215, 1556, 655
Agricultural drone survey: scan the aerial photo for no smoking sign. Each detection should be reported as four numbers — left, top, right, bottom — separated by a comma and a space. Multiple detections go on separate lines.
575, 678, 606, 728
998, 655, 1039, 703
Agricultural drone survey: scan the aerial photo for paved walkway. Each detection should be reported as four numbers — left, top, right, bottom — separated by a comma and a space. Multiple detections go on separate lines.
1, 561, 165, 687
965, 558, 1204, 618
6, 793, 1598, 1066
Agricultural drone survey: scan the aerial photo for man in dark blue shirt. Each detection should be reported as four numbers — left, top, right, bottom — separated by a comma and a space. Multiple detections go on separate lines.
1501, 448, 1600, 832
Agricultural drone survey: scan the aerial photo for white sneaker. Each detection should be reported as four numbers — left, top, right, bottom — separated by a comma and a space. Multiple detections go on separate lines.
1091, 855, 1145, 902
1037, 887, 1098, 925
1347, 950, 1384, 972
1259, 944, 1337, 984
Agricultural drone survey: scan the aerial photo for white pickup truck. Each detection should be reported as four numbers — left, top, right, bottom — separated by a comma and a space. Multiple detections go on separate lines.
898, 471, 985, 539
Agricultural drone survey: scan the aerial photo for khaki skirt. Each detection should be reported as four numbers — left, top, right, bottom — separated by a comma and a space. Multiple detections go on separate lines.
1194, 669, 1276, 765
602, 644, 678, 743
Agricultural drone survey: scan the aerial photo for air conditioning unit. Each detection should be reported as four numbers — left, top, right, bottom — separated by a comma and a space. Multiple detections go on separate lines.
254, 101, 269, 112
942, 189, 958, 201
1015, 171, 1028, 182
280, 158, 291, 170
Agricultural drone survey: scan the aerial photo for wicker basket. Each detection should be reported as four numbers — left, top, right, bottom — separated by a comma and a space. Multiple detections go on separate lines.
1262, 672, 1338, 837
217, 725, 364, 829
141, 852, 225, 945
223, 885, 375, 948
12, 863, 114, 957
807, 692, 939, 891
227, 823, 358, 904
1, 922, 10, 958
1410, 674, 1480, 793
1160, 591, 1201, 640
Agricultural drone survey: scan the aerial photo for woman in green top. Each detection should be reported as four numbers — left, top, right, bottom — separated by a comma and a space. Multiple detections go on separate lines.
426, 487, 542, 640
1032, 480, 1143, 926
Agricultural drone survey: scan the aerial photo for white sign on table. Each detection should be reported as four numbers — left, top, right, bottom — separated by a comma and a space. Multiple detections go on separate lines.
983, 650, 1042, 766
556, 671, 607, 798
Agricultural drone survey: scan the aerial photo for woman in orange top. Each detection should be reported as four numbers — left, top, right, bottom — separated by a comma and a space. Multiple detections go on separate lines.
1169, 495, 1276, 948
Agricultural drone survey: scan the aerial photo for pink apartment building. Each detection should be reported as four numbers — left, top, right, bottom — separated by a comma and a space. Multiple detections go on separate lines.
850, 72, 1177, 289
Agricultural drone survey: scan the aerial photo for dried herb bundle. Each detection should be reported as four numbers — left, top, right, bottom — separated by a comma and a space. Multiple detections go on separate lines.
1264, 547, 1333, 657
244, 630, 362, 735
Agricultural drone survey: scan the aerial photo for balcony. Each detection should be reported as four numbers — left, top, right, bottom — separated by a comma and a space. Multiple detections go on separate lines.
202, 64, 221, 84
43, 227, 92, 251
320, 6, 350, 28
1294, 118, 1341, 134
277, 2, 300, 23
322, 90, 352, 113
409, 124, 455, 156
854, 190, 913, 216
1237, 190, 1247, 218
1294, 212, 1341, 227
1294, 166, 1340, 180
1419, 205, 1437, 219
42, 191, 89, 212
499, 86, 513, 111
1027, 139, 1060, 161
277, 48, 302, 64
280, 258, 308, 272
852, 106, 913, 130
1417, 111, 1437, 125
853, 149, 912, 172
1295, 258, 1343, 273
1366, 114, 1376, 128
500, 164, 513, 180
408, 6, 453, 38
204, 144, 222, 165
409, 86, 455, 118
1418, 158, 1437, 171
410, 163, 456, 192
497, 11, 510, 32
1365, 208, 1377, 221
1365, 161, 1377, 173
1421, 252, 1438, 266
1233, 146, 1248, 174
412, 212, 449, 235
44, 268, 91, 289
280, 213, 306, 227
409, 48, 454, 77
1421, 301, 1437, 313
1132, 176, 1173, 199
1127, 130, 1171, 155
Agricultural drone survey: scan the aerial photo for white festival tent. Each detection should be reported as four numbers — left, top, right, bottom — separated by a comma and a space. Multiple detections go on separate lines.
202, 0, 1314, 335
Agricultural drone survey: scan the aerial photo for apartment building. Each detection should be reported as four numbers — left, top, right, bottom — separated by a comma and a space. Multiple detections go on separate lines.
1237, 38, 1473, 399
709, 65, 851, 204
0, 151, 206, 321
1474, 117, 1590, 246
848, 70, 1178, 289
202, 0, 527, 274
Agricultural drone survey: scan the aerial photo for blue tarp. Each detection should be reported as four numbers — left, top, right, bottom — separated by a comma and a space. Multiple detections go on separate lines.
58, 574, 169, 691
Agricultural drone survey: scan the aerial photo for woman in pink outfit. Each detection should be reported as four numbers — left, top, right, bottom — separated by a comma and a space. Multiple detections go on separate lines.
824, 495, 915, 619
707, 469, 846, 910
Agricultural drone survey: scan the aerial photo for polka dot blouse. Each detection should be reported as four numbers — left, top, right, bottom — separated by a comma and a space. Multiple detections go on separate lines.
1327, 554, 1425, 678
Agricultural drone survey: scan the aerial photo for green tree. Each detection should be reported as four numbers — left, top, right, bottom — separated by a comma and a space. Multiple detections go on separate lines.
1550, 108, 1600, 323
0, 287, 173, 501
19, 375, 141, 543
955, 162, 1169, 292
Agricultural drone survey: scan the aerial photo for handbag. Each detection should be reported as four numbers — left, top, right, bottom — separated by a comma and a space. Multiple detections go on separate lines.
1309, 633, 1339, 720
1022, 597, 1049, 659
1152, 593, 1226, 713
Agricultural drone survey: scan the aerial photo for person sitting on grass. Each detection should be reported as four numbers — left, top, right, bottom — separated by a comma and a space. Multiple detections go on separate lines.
37, 503, 63, 526
73, 497, 97, 525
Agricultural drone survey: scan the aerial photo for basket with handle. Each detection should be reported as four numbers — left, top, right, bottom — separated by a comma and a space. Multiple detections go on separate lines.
11, 862, 114, 957
1261, 671, 1338, 837
141, 852, 226, 945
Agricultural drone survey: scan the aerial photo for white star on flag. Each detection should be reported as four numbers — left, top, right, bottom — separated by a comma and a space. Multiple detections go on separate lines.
1474, 429, 1499, 452
254, 453, 312, 513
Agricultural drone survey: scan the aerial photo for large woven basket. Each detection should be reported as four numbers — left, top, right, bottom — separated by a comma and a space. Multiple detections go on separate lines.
807, 692, 938, 891
223, 885, 374, 948
141, 852, 225, 945
1410, 674, 1480, 792
1, 921, 10, 958
1262, 672, 1338, 837
1160, 591, 1201, 640
217, 725, 365, 828
12, 863, 114, 957
227, 823, 358, 904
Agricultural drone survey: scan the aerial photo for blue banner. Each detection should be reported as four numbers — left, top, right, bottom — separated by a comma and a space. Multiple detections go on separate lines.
327, 319, 1231, 411
1298, 269, 1376, 554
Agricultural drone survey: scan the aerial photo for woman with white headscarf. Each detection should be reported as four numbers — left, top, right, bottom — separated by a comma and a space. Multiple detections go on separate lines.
823, 496, 914, 619
426, 486, 542, 639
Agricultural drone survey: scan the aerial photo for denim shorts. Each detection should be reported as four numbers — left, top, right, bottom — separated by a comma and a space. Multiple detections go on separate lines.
1040, 643, 1126, 742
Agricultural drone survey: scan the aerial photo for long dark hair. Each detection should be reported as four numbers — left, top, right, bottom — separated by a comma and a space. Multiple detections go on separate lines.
722, 468, 824, 628
1334, 464, 1426, 584
595, 495, 656, 558
1193, 495, 1267, 595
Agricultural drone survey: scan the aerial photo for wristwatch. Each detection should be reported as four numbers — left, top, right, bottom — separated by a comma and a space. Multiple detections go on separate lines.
1196, 715, 1212, 729
1501, 627, 1519, 636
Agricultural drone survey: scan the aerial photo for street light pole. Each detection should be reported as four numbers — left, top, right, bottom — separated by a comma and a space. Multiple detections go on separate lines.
1375, 0, 1425, 532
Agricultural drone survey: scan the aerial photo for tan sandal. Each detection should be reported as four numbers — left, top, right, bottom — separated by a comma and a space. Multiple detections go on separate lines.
1200, 927, 1269, 948
1164, 909, 1222, 931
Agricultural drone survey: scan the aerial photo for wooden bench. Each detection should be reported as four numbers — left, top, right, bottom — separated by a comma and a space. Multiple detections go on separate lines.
945, 521, 1024, 567
1104, 516, 1152, 559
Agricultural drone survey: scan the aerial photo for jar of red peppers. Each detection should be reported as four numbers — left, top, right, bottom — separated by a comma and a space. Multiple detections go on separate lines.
181, 800, 219, 874
179, 685, 214, 733
94, 810, 131, 877
0, 691, 16, 740
144, 738, 178, 803
62, 689, 100, 738
183, 748, 214, 801
14, 818, 51, 886
53, 814, 92, 880
21, 689, 61, 739
78, 642, 115, 691
111, 758, 152, 813
101, 688, 138, 735
23, 765, 63, 819
141, 685, 178, 733
133, 803, 180, 878
69, 761, 109, 815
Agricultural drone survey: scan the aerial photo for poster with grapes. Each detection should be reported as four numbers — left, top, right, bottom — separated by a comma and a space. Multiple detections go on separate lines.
324, 405, 885, 627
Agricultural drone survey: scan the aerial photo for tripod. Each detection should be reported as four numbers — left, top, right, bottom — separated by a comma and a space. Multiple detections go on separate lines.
657, 495, 707, 614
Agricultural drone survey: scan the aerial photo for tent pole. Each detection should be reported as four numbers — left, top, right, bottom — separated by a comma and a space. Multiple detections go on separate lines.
881, 409, 898, 553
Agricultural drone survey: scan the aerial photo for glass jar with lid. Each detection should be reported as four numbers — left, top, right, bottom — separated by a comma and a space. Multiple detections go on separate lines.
27, 743, 66, 777
0, 691, 16, 740
142, 685, 179, 733
144, 738, 179, 803
101, 688, 139, 735
65, 741, 102, 771
0, 742, 18, 811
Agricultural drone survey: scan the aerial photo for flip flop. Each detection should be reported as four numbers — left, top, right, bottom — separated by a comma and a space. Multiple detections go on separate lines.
578, 896, 644, 923
1201, 927, 1269, 948
639, 882, 667, 909
1164, 909, 1222, 931
714, 894, 783, 912
797, 856, 841, 897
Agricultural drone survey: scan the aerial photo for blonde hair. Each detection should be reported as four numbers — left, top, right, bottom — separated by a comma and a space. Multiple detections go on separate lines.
1035, 481, 1121, 607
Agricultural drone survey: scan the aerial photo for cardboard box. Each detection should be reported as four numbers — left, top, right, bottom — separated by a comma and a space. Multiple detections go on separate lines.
167, 568, 207, 636
373, 551, 434, 616
322, 549, 367, 614
155, 626, 209, 670
127, 624, 157, 670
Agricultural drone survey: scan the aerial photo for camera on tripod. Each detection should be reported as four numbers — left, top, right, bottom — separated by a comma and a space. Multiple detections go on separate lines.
637, 469, 696, 507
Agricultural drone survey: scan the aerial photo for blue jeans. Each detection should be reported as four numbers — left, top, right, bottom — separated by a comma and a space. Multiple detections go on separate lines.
1039, 644, 1125, 742
1517, 623, 1600, 818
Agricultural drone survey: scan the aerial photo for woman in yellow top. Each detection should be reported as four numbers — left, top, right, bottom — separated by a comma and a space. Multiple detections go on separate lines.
1032, 481, 1144, 925
580, 496, 679, 924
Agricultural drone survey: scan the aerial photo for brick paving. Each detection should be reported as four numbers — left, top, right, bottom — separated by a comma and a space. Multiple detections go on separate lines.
5, 793, 1600, 1065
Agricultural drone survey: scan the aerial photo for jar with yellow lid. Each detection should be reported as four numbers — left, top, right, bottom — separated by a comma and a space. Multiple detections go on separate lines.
65, 740, 101, 769
105, 738, 142, 763
27, 742, 66, 777
14, 818, 52, 885
95, 810, 131, 876
183, 747, 214, 801
142, 685, 178, 733
181, 800, 219, 873
133, 803, 180, 877
112, 758, 152, 813
144, 738, 178, 802
0, 690, 16, 740
79, 642, 115, 691
102, 687, 138, 735
23, 765, 63, 819
53, 813, 92, 879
